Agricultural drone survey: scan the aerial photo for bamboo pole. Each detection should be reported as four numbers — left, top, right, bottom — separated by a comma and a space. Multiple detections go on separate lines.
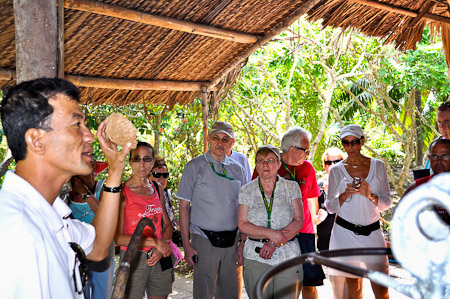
207, 0, 322, 90
201, 86, 209, 153
0, 69, 219, 91
348, 0, 450, 24
63, 0, 258, 44
65, 75, 218, 91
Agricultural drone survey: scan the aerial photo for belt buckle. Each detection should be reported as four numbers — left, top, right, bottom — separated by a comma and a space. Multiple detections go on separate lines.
353, 224, 362, 235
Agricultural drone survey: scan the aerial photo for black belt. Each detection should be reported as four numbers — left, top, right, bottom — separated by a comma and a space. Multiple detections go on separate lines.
248, 235, 297, 243
335, 216, 380, 236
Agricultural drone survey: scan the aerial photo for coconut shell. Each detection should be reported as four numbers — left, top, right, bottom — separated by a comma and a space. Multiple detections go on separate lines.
104, 113, 138, 149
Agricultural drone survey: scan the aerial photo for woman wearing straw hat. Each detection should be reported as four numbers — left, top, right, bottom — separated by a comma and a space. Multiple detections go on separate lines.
326, 125, 392, 299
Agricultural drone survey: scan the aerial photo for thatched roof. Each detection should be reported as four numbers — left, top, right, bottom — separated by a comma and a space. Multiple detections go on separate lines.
1, 0, 449, 107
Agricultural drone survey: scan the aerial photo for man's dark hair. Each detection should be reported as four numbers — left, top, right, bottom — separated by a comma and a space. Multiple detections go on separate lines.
429, 137, 450, 153
437, 102, 450, 112
130, 141, 154, 158
1, 78, 80, 161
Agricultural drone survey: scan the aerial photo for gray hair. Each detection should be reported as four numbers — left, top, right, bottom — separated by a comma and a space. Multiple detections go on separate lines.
281, 127, 312, 153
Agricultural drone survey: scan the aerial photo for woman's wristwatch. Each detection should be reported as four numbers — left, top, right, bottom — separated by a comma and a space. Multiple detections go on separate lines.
369, 193, 378, 203
82, 192, 92, 201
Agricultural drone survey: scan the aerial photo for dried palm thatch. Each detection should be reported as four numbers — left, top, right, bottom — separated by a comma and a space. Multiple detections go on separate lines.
0, 0, 449, 107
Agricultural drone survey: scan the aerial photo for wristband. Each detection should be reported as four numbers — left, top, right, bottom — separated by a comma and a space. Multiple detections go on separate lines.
103, 185, 122, 193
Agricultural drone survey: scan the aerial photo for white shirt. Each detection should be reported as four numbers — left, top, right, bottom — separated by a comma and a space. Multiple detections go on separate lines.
0, 171, 95, 298
238, 176, 302, 266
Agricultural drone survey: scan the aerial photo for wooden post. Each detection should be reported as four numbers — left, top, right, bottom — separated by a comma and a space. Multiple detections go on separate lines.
201, 86, 209, 153
57, 0, 65, 78
14, 0, 58, 82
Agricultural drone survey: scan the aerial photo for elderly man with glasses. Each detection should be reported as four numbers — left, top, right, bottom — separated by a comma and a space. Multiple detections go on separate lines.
177, 121, 248, 299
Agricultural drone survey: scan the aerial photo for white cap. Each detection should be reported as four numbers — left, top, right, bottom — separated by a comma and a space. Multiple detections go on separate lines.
340, 124, 364, 139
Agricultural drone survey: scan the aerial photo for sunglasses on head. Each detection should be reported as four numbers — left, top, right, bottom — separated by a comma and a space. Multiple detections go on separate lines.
341, 137, 363, 146
130, 156, 153, 163
324, 159, 342, 165
152, 172, 169, 178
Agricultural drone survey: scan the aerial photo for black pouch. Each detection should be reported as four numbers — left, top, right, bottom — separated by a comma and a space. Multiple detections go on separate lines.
160, 256, 173, 271
201, 228, 238, 248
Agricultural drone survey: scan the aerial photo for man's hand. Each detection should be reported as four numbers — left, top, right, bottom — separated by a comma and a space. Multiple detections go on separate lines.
183, 243, 199, 266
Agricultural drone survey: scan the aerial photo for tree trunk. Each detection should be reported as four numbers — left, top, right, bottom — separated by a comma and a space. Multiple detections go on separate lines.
0, 149, 13, 178
154, 114, 161, 157
414, 89, 424, 167
14, 0, 58, 82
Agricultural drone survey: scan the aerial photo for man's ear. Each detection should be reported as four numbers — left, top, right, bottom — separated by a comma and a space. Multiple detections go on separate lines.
24, 128, 46, 155
231, 138, 235, 148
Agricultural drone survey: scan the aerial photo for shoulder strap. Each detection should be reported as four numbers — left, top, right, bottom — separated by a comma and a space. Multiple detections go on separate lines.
151, 181, 161, 199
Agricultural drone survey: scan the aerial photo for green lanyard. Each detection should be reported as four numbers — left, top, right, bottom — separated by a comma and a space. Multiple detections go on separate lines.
282, 162, 296, 181
210, 163, 235, 181
258, 177, 278, 228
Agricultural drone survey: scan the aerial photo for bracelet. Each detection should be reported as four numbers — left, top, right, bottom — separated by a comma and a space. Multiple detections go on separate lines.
103, 185, 122, 193
370, 193, 378, 203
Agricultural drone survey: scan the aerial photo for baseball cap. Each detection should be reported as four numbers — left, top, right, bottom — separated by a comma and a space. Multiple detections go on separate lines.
256, 145, 281, 160
340, 124, 364, 139
210, 122, 234, 138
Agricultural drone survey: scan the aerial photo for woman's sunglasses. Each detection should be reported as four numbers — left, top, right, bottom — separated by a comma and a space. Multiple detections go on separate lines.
341, 137, 363, 146
324, 159, 342, 165
152, 172, 169, 178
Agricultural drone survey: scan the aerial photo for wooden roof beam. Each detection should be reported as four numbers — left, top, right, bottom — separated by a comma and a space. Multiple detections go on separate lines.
66, 75, 218, 91
63, 0, 258, 44
348, 0, 450, 25
0, 69, 217, 91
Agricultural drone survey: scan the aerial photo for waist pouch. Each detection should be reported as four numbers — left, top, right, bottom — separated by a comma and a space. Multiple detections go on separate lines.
201, 228, 238, 248
335, 216, 380, 236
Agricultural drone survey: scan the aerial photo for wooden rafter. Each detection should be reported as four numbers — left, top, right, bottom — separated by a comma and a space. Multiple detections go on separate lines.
408, 1, 436, 27
0, 68, 218, 91
348, 0, 450, 24
63, 0, 258, 44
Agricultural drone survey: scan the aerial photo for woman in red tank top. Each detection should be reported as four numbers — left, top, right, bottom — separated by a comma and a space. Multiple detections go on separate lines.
115, 141, 174, 299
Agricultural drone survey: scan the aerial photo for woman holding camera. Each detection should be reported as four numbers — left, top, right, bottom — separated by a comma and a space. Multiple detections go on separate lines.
326, 125, 392, 299
115, 141, 173, 299
238, 145, 304, 299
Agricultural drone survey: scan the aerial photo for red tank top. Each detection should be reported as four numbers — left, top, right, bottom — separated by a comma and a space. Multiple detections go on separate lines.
121, 182, 163, 251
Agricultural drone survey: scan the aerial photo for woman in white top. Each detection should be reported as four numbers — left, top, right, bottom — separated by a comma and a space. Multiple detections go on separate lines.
238, 145, 304, 299
326, 124, 392, 299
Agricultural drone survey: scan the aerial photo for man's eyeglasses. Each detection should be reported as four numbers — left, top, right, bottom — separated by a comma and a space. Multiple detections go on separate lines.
324, 159, 342, 165
69, 242, 88, 294
294, 146, 310, 155
429, 154, 450, 161
341, 137, 363, 147
256, 158, 278, 165
130, 156, 154, 163
211, 135, 231, 143
152, 172, 170, 178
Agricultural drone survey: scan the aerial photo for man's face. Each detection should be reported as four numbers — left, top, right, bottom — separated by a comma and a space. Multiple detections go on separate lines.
289, 136, 310, 166
437, 109, 450, 139
429, 143, 450, 174
43, 94, 95, 178
208, 132, 234, 161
